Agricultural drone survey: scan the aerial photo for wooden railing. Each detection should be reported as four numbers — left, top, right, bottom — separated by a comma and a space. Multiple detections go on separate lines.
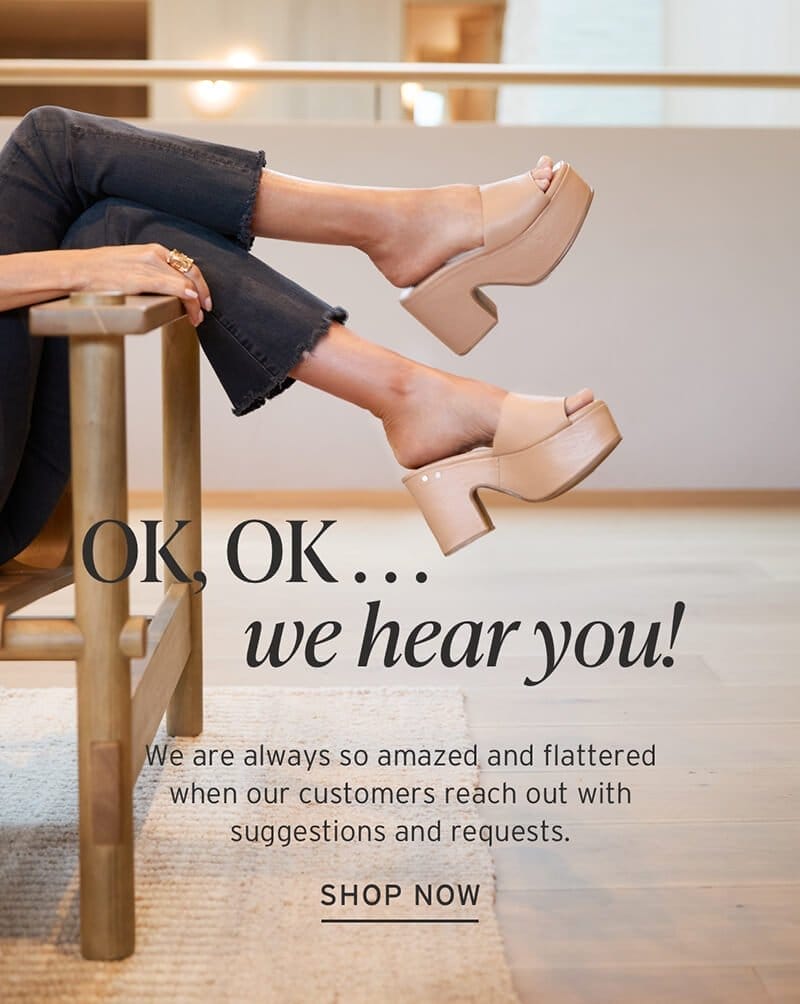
0, 59, 798, 89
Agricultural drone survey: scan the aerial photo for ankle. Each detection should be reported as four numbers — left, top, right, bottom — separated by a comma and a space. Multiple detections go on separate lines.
381, 368, 506, 470
366, 355, 424, 423
363, 184, 483, 288
357, 190, 416, 268
446, 183, 483, 253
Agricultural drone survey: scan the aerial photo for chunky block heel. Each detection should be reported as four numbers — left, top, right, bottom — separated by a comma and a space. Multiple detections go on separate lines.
399, 282, 497, 357
402, 395, 621, 555
403, 457, 496, 556
400, 162, 594, 355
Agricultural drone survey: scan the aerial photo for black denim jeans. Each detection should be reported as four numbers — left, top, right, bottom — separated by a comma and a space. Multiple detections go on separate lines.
0, 106, 347, 562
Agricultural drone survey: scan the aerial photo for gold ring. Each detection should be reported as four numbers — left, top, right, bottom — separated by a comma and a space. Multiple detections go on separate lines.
167, 248, 194, 274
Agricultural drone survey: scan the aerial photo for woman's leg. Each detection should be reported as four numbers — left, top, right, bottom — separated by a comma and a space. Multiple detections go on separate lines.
0, 193, 592, 563
59, 198, 348, 414
251, 158, 554, 289
0, 335, 69, 564
0, 106, 264, 525
0, 109, 578, 559
251, 171, 485, 288
0, 99, 266, 559
0, 316, 46, 519
65, 200, 591, 466
62, 198, 591, 461
3, 105, 556, 288
0, 189, 299, 562
288, 323, 592, 469
0, 105, 265, 255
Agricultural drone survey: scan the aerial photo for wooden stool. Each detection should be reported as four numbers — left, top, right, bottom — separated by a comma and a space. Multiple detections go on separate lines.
0, 293, 204, 960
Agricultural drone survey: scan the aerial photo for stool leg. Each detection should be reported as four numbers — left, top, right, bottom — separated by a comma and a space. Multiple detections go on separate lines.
163, 319, 203, 737
70, 335, 135, 960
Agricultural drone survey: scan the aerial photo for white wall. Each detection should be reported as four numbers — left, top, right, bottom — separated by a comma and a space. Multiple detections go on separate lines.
3, 118, 796, 491
499, 0, 664, 125
663, 0, 800, 126
499, 0, 800, 127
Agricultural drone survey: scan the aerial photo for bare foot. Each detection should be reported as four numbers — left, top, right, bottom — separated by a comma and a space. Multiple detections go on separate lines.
365, 155, 556, 288
381, 367, 593, 469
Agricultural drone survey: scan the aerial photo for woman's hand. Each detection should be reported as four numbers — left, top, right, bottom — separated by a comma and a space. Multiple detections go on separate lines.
0, 244, 213, 321
74, 244, 212, 327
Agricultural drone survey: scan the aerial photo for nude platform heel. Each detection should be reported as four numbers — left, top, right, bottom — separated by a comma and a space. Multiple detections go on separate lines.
402, 394, 621, 555
400, 162, 593, 355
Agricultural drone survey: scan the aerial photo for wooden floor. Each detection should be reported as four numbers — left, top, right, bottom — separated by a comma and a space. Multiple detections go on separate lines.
3, 503, 798, 1003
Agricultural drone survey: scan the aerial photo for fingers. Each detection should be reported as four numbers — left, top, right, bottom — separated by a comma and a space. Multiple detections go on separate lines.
175, 284, 204, 327
157, 264, 204, 326
151, 244, 211, 325
173, 269, 205, 324
187, 264, 212, 312
164, 278, 203, 326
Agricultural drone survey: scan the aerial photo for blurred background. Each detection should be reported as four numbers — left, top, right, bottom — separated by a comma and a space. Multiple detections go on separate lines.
0, 0, 798, 493
1, 0, 798, 126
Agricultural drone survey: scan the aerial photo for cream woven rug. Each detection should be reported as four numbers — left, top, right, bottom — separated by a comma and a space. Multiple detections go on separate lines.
0, 686, 519, 1004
